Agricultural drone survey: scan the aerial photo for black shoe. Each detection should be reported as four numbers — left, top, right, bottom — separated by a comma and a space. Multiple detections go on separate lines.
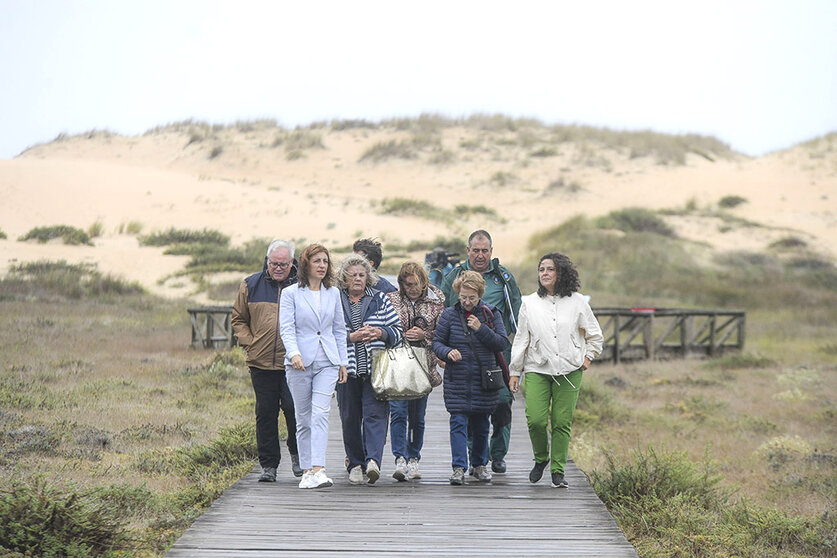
491, 459, 506, 474
550, 472, 568, 488
291, 454, 303, 478
529, 461, 548, 483
258, 467, 277, 482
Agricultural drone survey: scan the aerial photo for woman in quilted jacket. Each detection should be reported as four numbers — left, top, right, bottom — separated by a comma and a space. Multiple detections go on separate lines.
432, 270, 509, 485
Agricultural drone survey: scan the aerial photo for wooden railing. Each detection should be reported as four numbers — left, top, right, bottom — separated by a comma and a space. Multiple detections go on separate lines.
186, 306, 746, 362
187, 306, 235, 349
593, 308, 745, 363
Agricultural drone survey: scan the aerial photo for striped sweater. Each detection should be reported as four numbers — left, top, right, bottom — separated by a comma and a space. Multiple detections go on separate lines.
340, 287, 403, 377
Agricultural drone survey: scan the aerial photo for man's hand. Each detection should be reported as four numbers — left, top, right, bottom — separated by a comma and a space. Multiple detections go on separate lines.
338, 366, 348, 383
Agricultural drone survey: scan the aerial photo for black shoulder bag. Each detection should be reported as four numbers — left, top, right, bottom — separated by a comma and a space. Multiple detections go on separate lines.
458, 310, 504, 392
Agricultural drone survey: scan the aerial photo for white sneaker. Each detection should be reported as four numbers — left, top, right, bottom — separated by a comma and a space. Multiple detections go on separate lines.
407, 458, 422, 480
311, 469, 333, 489
366, 459, 380, 484
392, 456, 409, 481
348, 465, 364, 485
298, 470, 315, 489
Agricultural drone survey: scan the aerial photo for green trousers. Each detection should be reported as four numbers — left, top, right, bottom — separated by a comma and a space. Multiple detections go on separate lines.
524, 369, 583, 475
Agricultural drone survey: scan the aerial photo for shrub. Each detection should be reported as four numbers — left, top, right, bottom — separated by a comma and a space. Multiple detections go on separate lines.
380, 198, 451, 222
594, 208, 676, 237
285, 130, 324, 153
118, 220, 144, 235
1, 260, 144, 300
208, 145, 223, 159
139, 228, 229, 247
87, 221, 104, 238
359, 139, 417, 162
454, 204, 501, 220
769, 236, 807, 249
0, 228, 7, 239
0, 477, 134, 556
18, 225, 92, 245
530, 146, 558, 157
718, 195, 747, 208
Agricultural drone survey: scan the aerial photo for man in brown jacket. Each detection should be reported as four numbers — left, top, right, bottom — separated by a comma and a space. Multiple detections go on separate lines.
232, 240, 302, 480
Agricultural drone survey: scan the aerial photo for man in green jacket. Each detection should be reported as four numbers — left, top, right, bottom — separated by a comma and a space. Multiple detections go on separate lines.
441, 230, 522, 473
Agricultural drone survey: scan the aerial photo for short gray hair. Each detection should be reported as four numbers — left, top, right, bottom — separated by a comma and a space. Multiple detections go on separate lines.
266, 240, 295, 258
336, 253, 379, 290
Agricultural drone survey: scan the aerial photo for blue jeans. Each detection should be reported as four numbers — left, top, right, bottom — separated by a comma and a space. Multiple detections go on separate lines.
390, 396, 428, 462
449, 412, 490, 470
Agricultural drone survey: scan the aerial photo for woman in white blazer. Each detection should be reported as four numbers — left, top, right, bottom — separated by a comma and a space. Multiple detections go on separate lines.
279, 244, 348, 489
508, 253, 603, 489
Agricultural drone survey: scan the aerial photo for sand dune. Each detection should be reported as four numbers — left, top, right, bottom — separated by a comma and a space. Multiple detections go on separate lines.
1, 124, 834, 302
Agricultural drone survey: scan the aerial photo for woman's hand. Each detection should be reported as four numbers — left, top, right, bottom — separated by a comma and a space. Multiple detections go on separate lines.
349, 330, 365, 343
291, 355, 305, 370
362, 326, 382, 342
404, 326, 425, 342
582, 357, 591, 370
466, 314, 481, 331
337, 366, 348, 384
509, 376, 520, 393
447, 349, 462, 362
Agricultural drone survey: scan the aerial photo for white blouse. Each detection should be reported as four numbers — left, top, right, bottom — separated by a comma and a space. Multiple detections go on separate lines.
509, 291, 603, 377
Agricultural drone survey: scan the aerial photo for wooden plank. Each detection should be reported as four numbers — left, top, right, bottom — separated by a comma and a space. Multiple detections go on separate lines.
166, 386, 637, 557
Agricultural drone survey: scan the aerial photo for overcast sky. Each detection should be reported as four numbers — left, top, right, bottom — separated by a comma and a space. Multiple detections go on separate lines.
1, 0, 835, 159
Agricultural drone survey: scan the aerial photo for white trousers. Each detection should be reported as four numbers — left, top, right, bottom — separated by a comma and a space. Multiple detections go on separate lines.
286, 353, 339, 470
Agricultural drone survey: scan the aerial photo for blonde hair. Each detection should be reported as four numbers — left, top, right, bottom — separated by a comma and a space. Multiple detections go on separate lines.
336, 253, 379, 290
452, 270, 485, 298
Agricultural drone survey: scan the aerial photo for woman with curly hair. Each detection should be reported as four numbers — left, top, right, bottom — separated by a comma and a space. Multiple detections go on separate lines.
335, 253, 402, 485
508, 253, 603, 488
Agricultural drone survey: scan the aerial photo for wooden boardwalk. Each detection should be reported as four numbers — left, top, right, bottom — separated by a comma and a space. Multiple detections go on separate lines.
166, 387, 637, 557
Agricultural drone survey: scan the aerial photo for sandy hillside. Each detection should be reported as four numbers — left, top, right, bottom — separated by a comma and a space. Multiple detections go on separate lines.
1, 120, 835, 302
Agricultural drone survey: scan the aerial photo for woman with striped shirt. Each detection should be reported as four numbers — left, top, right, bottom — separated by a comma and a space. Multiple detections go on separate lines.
335, 254, 403, 485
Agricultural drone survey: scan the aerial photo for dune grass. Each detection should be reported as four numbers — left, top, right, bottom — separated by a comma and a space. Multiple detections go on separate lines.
18, 225, 92, 246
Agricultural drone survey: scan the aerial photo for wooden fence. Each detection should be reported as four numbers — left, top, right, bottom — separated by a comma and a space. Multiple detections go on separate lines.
187, 306, 746, 362
595, 307, 745, 363
188, 306, 236, 349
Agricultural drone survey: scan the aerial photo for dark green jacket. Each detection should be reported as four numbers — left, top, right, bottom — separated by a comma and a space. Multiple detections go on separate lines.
440, 258, 522, 337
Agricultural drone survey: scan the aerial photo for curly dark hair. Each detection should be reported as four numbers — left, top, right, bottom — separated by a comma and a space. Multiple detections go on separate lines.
537, 252, 580, 298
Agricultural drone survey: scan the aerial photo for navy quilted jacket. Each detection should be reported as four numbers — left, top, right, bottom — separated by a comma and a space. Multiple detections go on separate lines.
432, 302, 509, 414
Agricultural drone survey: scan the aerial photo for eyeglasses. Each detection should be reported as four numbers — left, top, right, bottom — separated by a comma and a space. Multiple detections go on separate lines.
268, 261, 291, 269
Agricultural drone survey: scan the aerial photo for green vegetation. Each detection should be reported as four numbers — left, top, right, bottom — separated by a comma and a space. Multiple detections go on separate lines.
208, 145, 223, 159
0, 228, 7, 239
359, 139, 419, 162
592, 449, 835, 556
718, 195, 748, 208
19, 225, 92, 245
0, 261, 144, 300
380, 198, 448, 221
0, 279, 260, 555
118, 220, 144, 235
139, 228, 230, 247
594, 207, 676, 237
87, 220, 105, 238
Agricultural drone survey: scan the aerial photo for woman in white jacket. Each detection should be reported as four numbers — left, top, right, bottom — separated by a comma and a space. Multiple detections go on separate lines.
508, 253, 603, 488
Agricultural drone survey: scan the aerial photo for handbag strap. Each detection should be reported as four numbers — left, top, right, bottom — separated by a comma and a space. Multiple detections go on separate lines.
457, 309, 485, 370
398, 338, 429, 374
